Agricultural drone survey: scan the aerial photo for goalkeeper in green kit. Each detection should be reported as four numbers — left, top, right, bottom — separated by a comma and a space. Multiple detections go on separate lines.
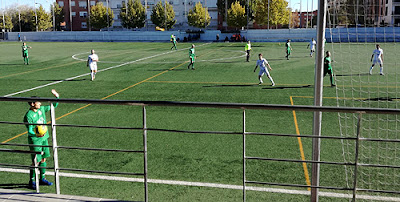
187, 44, 196, 70
24, 89, 59, 189
22, 42, 32, 65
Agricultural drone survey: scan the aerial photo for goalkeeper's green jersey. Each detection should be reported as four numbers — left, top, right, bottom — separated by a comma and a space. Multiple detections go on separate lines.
24, 102, 58, 138
324, 56, 332, 71
189, 48, 195, 57
22, 45, 29, 53
285, 42, 291, 50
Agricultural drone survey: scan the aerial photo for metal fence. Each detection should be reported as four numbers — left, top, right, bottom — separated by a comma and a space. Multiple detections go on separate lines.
1, 96, 400, 201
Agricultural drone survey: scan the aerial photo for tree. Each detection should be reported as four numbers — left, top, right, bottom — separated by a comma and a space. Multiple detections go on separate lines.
31, 5, 52, 31
51, 2, 65, 31
119, 0, 146, 29
254, 0, 290, 28
89, 2, 114, 30
290, 9, 300, 28
187, 2, 211, 28
227, 1, 246, 29
217, 0, 256, 22
0, 15, 14, 31
150, 1, 176, 30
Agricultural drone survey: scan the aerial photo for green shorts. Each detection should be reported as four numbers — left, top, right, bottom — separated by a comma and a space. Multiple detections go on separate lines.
286, 49, 291, 55
28, 135, 50, 163
190, 56, 195, 62
23, 52, 28, 58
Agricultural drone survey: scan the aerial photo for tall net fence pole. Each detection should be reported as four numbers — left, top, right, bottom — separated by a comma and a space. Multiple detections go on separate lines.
311, 0, 327, 201
51, 103, 61, 195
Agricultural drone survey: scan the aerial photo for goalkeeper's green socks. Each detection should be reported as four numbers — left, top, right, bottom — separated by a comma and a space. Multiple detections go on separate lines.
39, 162, 46, 179
26, 58, 29, 65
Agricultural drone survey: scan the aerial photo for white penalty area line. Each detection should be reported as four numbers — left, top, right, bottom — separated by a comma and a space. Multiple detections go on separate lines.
4, 43, 211, 97
1, 168, 399, 201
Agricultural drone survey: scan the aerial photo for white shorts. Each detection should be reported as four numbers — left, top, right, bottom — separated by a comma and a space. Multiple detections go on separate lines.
259, 68, 270, 77
372, 59, 383, 66
89, 64, 97, 71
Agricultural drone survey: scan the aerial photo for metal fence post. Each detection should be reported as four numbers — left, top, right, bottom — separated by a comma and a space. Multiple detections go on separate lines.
243, 108, 246, 202
143, 106, 148, 202
50, 103, 60, 194
352, 112, 363, 201
34, 154, 40, 193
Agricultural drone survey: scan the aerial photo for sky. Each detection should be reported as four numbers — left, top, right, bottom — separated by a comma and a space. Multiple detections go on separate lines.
3, 0, 319, 12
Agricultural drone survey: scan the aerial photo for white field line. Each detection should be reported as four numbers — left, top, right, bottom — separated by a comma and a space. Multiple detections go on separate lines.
72, 50, 246, 64
4, 43, 211, 97
1, 168, 399, 201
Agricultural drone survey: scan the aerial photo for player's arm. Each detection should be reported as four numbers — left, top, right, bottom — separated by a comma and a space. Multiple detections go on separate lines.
267, 63, 272, 71
307, 44, 310, 49
44, 89, 60, 112
381, 53, 384, 63
87, 57, 90, 67
26, 117, 36, 136
253, 65, 258, 72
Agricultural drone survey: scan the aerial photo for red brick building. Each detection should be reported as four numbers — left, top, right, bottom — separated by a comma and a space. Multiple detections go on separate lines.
294, 10, 318, 28
56, 0, 99, 31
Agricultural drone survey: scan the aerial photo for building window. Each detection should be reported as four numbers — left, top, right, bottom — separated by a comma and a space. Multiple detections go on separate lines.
117, 4, 122, 8
81, 22, 87, 28
396, 6, 400, 15
71, 12, 76, 17
80, 11, 88, 17
386, 7, 388, 16
79, 1, 87, 8
90, 1, 96, 6
58, 1, 64, 7
71, 1, 75, 6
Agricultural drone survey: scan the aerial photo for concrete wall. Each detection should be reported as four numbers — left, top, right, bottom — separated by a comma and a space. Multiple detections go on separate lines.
7, 27, 400, 42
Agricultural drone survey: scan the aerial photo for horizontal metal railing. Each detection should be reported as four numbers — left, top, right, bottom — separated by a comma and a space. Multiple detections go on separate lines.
1, 97, 400, 201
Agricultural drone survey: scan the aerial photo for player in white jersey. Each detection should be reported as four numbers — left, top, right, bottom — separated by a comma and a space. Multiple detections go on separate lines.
369, 44, 384, 75
307, 38, 317, 57
253, 53, 275, 86
87, 49, 99, 81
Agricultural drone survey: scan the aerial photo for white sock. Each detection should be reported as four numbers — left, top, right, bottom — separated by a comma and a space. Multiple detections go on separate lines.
380, 66, 383, 73
370, 66, 373, 71
259, 77, 263, 83
269, 76, 275, 85
91, 72, 94, 79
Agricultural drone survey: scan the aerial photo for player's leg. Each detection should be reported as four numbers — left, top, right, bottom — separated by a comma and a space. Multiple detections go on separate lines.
258, 72, 264, 84
328, 70, 335, 86
379, 60, 384, 75
38, 139, 52, 185
26, 54, 29, 65
174, 42, 177, 50
28, 137, 42, 189
246, 50, 250, 62
267, 74, 275, 86
188, 57, 193, 69
191, 57, 195, 70
370, 61, 376, 74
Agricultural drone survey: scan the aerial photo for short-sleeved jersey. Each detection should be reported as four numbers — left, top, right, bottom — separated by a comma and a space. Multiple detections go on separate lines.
245, 43, 251, 51
285, 42, 291, 50
88, 54, 99, 67
189, 48, 195, 57
171, 35, 176, 42
22, 45, 29, 53
310, 40, 316, 50
24, 103, 58, 138
372, 48, 383, 60
256, 58, 269, 70
324, 56, 332, 71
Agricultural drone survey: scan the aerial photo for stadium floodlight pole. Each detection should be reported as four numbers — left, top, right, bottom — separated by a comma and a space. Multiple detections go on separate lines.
164, 0, 166, 30
34, 0, 38, 32
145, 0, 148, 31
2, 0, 5, 32
311, 0, 313, 28
310, 0, 327, 201
267, 0, 269, 29
52, 0, 55, 31
87, 0, 91, 31
106, 0, 109, 31
306, 0, 309, 29
225, 0, 227, 30
69, 0, 72, 31
18, 0, 21, 32
246, 0, 248, 30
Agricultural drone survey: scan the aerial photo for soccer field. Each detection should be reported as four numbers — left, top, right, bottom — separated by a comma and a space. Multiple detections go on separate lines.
0, 41, 398, 201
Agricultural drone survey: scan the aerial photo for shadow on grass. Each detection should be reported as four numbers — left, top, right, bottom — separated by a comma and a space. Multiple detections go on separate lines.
148, 69, 186, 71
357, 97, 400, 102
335, 73, 370, 77
0, 64, 23, 66
0, 183, 30, 189
262, 85, 312, 90
37, 79, 87, 82
203, 84, 257, 88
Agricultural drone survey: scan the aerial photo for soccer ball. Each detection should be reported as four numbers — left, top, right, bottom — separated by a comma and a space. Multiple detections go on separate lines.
35, 125, 48, 137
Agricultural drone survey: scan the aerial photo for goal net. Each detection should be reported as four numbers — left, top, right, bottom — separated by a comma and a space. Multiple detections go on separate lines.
327, 0, 400, 195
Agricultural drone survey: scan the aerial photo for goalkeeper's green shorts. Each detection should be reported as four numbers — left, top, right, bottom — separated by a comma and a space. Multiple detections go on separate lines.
28, 135, 50, 163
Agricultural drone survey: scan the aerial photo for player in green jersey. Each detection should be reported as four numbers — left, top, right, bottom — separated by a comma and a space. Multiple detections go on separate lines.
324, 51, 336, 87
245, 41, 251, 62
171, 34, 177, 50
285, 39, 292, 60
22, 42, 32, 65
188, 44, 196, 70
24, 89, 60, 189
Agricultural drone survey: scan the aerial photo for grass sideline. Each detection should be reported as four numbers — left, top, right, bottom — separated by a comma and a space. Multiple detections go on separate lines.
0, 41, 398, 201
